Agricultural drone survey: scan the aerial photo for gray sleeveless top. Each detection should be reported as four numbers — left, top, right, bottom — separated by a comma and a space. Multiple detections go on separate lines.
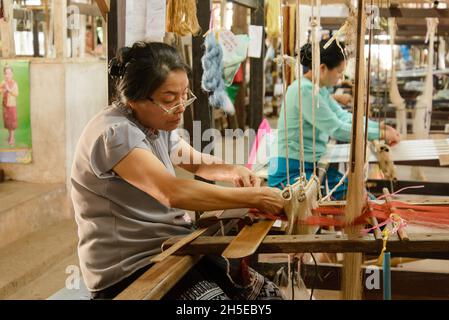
71, 103, 192, 292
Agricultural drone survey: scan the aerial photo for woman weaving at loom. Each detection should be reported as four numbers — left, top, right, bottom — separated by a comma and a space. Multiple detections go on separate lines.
71, 42, 286, 300
268, 40, 401, 200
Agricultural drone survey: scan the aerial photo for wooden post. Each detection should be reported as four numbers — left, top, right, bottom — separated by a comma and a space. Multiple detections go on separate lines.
33, 12, 40, 57
43, 0, 48, 57
342, 0, 367, 300
107, 0, 126, 104
0, 0, 15, 58
191, 0, 214, 222
231, 4, 249, 130
249, 0, 265, 131
95, 0, 110, 21
191, 0, 213, 154
54, 0, 67, 58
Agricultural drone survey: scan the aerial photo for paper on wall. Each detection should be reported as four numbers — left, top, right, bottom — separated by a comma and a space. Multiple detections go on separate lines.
145, 0, 166, 42
125, 1, 146, 46
248, 25, 263, 58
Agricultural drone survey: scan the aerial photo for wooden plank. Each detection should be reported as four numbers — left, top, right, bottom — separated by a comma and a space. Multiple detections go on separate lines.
95, 0, 110, 20
300, 262, 449, 299
164, 233, 449, 255
249, 0, 265, 131
151, 227, 209, 263
115, 255, 202, 300
115, 220, 238, 300
222, 220, 275, 259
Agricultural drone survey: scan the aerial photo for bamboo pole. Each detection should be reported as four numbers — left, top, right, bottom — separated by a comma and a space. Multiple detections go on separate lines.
54, 0, 67, 58
0, 0, 15, 58
341, 0, 367, 300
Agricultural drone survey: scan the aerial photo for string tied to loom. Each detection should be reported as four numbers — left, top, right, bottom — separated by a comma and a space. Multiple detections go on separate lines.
294, 182, 307, 202
376, 213, 407, 265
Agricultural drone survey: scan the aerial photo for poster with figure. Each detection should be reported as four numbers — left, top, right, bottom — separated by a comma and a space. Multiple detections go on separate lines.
0, 60, 32, 164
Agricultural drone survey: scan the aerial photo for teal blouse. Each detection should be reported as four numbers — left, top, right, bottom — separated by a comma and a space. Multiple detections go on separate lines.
271, 77, 380, 163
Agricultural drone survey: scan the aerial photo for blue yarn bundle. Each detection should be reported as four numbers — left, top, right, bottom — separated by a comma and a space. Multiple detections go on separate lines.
201, 32, 229, 111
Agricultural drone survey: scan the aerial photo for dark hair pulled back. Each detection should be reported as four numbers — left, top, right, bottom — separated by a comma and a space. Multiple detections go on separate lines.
300, 40, 346, 70
109, 41, 190, 103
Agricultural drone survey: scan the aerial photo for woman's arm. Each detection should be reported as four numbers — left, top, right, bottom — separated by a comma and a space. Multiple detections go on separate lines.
171, 139, 259, 187
113, 147, 284, 213
327, 94, 381, 141
332, 93, 352, 106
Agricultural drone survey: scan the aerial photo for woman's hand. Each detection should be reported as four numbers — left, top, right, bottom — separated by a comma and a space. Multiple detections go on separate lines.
384, 125, 401, 147
230, 165, 261, 187
254, 187, 286, 215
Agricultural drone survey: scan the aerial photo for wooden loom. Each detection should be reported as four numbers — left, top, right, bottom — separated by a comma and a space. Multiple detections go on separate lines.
115, 1, 449, 300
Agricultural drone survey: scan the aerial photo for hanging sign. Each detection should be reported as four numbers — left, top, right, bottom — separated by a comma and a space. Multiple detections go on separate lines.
248, 25, 263, 58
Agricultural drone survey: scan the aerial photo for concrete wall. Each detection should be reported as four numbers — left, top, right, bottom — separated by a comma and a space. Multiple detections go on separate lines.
0, 58, 108, 186
65, 61, 108, 186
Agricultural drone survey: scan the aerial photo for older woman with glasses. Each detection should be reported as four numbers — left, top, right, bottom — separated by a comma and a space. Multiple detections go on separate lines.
71, 41, 286, 300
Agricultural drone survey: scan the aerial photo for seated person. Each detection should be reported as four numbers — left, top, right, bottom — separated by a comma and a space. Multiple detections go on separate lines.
71, 41, 286, 300
268, 40, 400, 200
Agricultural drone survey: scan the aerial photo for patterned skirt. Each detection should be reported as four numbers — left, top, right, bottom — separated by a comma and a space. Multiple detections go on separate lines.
164, 256, 285, 300
90, 256, 285, 300
3, 106, 17, 130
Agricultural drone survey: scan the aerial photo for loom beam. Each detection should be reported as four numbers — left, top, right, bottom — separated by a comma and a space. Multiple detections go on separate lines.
161, 233, 449, 256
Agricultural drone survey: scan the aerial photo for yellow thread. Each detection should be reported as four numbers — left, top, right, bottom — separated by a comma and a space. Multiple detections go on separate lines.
266, 0, 281, 39
377, 228, 390, 265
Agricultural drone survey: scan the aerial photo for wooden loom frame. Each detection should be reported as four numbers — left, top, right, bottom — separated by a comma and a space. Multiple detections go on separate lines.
115, 1, 449, 300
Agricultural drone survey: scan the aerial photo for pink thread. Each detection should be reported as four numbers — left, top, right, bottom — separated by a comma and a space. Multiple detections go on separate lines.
246, 118, 272, 169
361, 219, 391, 235
376, 185, 425, 200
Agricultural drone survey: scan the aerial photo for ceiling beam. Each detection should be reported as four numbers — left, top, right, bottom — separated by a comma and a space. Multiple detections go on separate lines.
321, 17, 449, 30
397, 18, 449, 27
380, 8, 449, 18
95, 0, 110, 20
69, 1, 101, 17
229, 0, 259, 9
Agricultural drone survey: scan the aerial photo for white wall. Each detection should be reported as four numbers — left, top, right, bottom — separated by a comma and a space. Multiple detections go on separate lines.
65, 61, 108, 187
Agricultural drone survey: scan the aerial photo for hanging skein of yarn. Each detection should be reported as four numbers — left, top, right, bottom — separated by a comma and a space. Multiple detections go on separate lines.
265, 0, 281, 39
166, 0, 201, 36
201, 32, 234, 114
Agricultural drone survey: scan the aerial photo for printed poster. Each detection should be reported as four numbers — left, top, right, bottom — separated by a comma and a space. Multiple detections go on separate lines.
0, 60, 32, 164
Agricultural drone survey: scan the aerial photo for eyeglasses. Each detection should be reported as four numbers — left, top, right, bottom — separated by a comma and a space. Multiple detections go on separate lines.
148, 89, 197, 115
